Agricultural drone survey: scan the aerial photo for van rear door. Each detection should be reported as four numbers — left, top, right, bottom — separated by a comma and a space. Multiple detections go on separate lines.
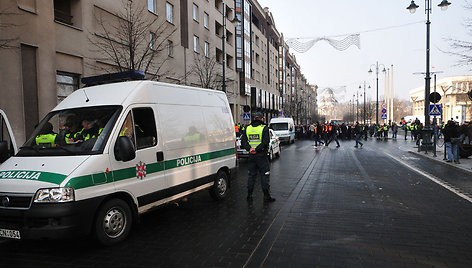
0, 109, 18, 164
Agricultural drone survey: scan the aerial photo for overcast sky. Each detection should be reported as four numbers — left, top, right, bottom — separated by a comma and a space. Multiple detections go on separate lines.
257, 0, 471, 101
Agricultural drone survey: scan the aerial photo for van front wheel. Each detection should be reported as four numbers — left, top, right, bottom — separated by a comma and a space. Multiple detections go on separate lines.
94, 198, 132, 245
210, 171, 229, 201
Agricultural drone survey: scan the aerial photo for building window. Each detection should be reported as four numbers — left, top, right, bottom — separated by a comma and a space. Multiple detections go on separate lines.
193, 35, 199, 52
54, 0, 73, 25
204, 42, 209, 57
166, 2, 173, 23
203, 12, 209, 29
168, 40, 173, 57
193, 4, 199, 22
148, 0, 157, 14
150, 32, 156, 49
57, 72, 79, 104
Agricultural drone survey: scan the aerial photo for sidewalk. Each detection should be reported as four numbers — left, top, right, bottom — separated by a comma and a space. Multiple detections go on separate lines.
405, 141, 472, 173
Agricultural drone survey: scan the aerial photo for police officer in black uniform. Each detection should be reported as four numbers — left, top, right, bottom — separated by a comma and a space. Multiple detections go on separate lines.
240, 112, 275, 202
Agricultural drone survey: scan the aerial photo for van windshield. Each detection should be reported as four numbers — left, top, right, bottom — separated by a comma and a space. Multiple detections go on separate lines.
17, 105, 121, 156
270, 123, 289, 131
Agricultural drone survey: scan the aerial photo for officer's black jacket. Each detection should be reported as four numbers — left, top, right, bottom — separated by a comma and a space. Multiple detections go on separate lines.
240, 120, 270, 154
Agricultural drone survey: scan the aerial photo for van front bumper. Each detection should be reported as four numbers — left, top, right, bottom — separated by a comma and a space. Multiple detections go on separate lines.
0, 196, 105, 240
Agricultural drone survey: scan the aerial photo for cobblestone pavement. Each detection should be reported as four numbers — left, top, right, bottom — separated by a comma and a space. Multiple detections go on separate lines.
1, 137, 472, 268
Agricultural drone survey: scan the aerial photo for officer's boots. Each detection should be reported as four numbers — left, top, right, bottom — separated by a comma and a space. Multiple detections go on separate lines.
246, 191, 253, 202
263, 190, 276, 202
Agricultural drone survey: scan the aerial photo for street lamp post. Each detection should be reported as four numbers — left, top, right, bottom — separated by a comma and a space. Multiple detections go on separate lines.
368, 62, 386, 126
407, 0, 451, 152
359, 82, 371, 125
356, 91, 359, 122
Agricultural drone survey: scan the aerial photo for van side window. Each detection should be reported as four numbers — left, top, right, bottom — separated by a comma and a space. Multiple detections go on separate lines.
132, 108, 157, 150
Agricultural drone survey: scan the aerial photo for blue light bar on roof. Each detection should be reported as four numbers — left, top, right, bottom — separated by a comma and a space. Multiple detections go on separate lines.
81, 70, 146, 86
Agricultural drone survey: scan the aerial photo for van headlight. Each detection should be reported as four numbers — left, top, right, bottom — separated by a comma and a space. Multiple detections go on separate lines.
34, 187, 75, 203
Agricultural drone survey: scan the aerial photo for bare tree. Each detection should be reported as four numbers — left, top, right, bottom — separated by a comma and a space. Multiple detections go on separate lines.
444, 1, 472, 67
189, 52, 223, 90
89, 0, 176, 79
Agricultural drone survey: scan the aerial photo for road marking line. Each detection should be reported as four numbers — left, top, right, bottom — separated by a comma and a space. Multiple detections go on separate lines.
384, 152, 472, 204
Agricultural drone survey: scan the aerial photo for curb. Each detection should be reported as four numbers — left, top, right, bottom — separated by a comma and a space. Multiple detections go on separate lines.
409, 150, 472, 174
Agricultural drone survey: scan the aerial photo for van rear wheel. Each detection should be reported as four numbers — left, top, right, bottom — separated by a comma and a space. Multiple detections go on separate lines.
94, 198, 132, 246
210, 171, 228, 201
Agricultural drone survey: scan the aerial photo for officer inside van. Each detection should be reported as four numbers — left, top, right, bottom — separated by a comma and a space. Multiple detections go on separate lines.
35, 122, 58, 147
240, 112, 275, 202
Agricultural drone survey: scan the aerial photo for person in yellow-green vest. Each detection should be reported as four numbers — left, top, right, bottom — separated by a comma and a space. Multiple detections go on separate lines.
74, 118, 102, 142
183, 126, 201, 143
35, 122, 58, 147
240, 112, 275, 203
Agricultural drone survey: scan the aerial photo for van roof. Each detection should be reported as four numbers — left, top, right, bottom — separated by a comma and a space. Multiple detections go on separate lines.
54, 81, 227, 111
269, 117, 293, 123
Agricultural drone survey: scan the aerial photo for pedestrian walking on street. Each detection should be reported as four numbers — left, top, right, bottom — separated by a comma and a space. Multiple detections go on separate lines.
354, 122, 363, 148
313, 121, 324, 146
444, 120, 461, 164
326, 122, 340, 147
240, 112, 276, 202
392, 123, 398, 139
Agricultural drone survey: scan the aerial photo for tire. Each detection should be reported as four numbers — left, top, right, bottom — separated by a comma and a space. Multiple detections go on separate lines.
290, 137, 294, 144
94, 198, 132, 246
276, 148, 281, 158
210, 171, 229, 201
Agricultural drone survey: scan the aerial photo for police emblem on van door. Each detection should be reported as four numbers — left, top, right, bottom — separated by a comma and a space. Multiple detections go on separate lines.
136, 161, 146, 180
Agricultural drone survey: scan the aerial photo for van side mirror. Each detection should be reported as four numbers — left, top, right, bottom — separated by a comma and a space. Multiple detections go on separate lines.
114, 136, 136, 162
0, 141, 9, 163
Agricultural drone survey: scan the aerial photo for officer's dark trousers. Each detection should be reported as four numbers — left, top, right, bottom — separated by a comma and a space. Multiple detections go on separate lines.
247, 154, 270, 193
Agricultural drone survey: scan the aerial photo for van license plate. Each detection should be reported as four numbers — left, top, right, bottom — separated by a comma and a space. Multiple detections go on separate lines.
0, 228, 21, 239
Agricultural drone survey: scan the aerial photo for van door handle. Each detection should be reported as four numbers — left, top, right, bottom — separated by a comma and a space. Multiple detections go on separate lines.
156, 151, 164, 162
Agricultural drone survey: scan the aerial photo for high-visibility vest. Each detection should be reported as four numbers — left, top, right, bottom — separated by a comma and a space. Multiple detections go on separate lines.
322, 125, 327, 132
246, 124, 265, 148
35, 134, 57, 146
184, 133, 201, 142
314, 126, 318, 133
235, 125, 240, 132
328, 125, 333, 132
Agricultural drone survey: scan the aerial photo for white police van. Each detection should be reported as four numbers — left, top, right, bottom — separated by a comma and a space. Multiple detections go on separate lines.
0, 71, 236, 245
269, 117, 295, 144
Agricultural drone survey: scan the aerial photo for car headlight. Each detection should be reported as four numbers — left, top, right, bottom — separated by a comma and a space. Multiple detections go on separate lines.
34, 187, 75, 203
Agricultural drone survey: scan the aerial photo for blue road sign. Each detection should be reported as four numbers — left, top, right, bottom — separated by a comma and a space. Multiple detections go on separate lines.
381, 108, 387, 114
243, 113, 251, 121
429, 104, 442, 116
381, 114, 387, 120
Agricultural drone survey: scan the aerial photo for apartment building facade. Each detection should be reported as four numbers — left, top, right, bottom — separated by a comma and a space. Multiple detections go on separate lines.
409, 75, 472, 124
0, 0, 316, 144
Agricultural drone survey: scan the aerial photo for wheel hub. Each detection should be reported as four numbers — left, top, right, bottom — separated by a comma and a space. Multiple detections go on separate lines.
103, 208, 126, 238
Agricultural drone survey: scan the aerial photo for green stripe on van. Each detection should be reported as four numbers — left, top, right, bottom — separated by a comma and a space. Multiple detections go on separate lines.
0, 170, 66, 185
65, 147, 235, 189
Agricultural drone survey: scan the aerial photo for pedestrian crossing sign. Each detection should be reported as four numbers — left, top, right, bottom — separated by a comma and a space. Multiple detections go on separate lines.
243, 113, 251, 121
429, 104, 442, 116
381, 114, 387, 120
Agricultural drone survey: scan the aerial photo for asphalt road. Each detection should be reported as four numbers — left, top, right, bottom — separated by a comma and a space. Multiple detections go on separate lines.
1, 138, 472, 267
